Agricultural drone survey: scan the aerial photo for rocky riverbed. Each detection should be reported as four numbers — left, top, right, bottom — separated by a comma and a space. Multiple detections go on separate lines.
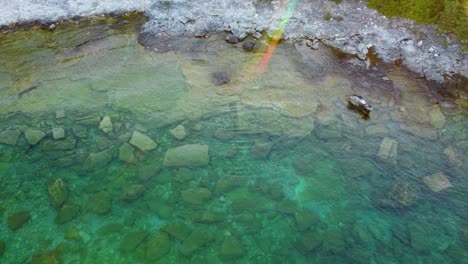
0, 6, 467, 264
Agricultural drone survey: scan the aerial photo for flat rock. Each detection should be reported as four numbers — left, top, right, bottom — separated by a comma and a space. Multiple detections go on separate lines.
119, 143, 136, 163
52, 127, 65, 139
24, 129, 46, 145
55, 204, 80, 224
180, 230, 215, 256
250, 141, 272, 160
169, 124, 187, 140
163, 144, 209, 167
87, 191, 112, 215
377, 137, 398, 164
8, 211, 31, 231
220, 236, 244, 260
129, 131, 157, 151
42, 138, 76, 150
181, 187, 212, 205
0, 129, 22, 145
161, 223, 192, 241
120, 231, 149, 253
423, 172, 452, 192
83, 150, 113, 171
99, 115, 113, 133
145, 231, 171, 261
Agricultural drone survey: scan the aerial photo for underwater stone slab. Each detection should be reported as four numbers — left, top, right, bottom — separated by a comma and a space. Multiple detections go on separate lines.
42, 138, 76, 150
52, 127, 65, 139
423, 172, 452, 192
121, 184, 146, 202
87, 191, 112, 215
24, 128, 46, 145
83, 150, 113, 171
0, 129, 22, 145
99, 115, 113, 133
8, 211, 31, 231
181, 187, 212, 205
145, 231, 171, 261
180, 230, 215, 256
163, 144, 209, 167
377, 137, 397, 164
47, 178, 68, 208
120, 231, 149, 253
55, 204, 80, 224
129, 131, 157, 151
161, 223, 192, 241
220, 236, 244, 260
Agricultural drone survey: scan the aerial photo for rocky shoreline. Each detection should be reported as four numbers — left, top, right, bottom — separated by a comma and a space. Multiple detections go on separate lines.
1, 0, 467, 84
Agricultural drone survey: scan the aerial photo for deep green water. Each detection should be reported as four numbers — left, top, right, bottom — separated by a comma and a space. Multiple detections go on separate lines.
0, 16, 467, 264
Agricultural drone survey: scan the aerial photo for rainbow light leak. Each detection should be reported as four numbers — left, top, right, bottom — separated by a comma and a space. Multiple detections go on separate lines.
256, 0, 298, 74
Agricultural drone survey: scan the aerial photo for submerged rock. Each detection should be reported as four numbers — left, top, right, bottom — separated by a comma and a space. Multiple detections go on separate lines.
211, 71, 230, 86
169, 124, 187, 140
52, 127, 65, 139
145, 231, 171, 261
296, 231, 323, 255
55, 204, 80, 224
24, 129, 46, 145
0, 129, 22, 145
120, 231, 149, 253
47, 178, 68, 208
99, 115, 113, 133
423, 172, 452, 192
119, 143, 136, 163
250, 140, 272, 160
374, 181, 419, 209
295, 208, 320, 231
129, 131, 157, 151
83, 150, 113, 171
163, 144, 209, 167
87, 191, 112, 215
181, 187, 212, 205
377, 137, 398, 164
180, 230, 215, 256
31, 250, 61, 264
429, 107, 446, 128
161, 223, 192, 241
121, 184, 146, 202
42, 138, 76, 150
8, 211, 31, 231
0, 240, 5, 256
220, 236, 244, 260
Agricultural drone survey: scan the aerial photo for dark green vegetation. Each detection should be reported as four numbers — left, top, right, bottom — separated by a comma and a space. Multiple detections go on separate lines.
367, 0, 467, 46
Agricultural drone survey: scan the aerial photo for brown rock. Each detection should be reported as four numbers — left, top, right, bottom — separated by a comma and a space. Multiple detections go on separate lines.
145, 231, 171, 261
8, 211, 31, 231
47, 178, 68, 208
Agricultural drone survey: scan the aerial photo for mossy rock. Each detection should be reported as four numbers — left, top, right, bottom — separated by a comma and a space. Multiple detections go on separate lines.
180, 230, 215, 256
161, 223, 192, 241
47, 178, 68, 208
145, 231, 171, 261
220, 236, 244, 260
97, 223, 124, 236
31, 250, 60, 264
55, 204, 80, 224
8, 211, 31, 231
87, 191, 112, 215
0, 240, 5, 256
294, 208, 320, 231
120, 231, 149, 253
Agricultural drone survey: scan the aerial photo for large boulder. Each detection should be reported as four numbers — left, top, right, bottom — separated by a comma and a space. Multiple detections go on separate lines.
163, 144, 209, 167
129, 131, 157, 151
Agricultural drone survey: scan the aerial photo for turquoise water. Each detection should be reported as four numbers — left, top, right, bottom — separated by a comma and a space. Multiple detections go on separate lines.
0, 16, 467, 264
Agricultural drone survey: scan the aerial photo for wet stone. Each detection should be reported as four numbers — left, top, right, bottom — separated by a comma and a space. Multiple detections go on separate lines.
145, 231, 171, 261
220, 236, 244, 260
0, 129, 22, 145
423, 172, 452, 192
42, 138, 76, 151
129, 130, 157, 151
120, 231, 149, 253
211, 71, 230, 86
99, 115, 113, 133
121, 184, 146, 202
55, 204, 80, 224
169, 124, 187, 140
295, 208, 320, 231
181, 187, 212, 205
377, 137, 398, 164
250, 140, 272, 160
52, 127, 65, 139
163, 144, 209, 167
161, 223, 192, 241
87, 191, 112, 215
24, 129, 46, 145
119, 143, 136, 163
83, 150, 113, 171
180, 230, 215, 256
47, 178, 68, 208
8, 211, 31, 231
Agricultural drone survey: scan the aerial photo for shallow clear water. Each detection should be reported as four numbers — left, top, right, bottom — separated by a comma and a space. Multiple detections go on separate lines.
0, 16, 467, 264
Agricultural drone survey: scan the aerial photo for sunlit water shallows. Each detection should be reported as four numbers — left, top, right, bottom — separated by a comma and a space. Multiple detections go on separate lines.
0, 16, 467, 264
